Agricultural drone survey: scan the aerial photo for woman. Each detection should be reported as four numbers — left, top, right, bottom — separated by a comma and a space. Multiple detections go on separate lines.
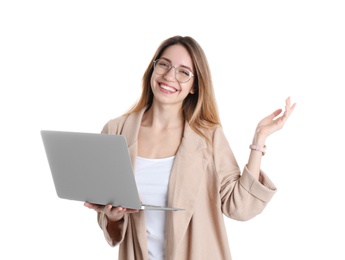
84, 35, 296, 260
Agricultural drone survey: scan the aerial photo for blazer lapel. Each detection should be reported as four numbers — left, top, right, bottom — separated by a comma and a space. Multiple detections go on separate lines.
165, 123, 208, 259
119, 109, 145, 166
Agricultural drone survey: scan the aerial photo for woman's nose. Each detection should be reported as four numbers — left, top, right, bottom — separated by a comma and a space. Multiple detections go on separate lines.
163, 67, 176, 82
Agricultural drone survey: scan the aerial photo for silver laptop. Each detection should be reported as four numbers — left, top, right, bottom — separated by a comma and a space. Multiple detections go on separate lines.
40, 130, 183, 211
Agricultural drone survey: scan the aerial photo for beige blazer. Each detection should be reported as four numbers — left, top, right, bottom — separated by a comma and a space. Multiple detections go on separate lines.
97, 108, 277, 260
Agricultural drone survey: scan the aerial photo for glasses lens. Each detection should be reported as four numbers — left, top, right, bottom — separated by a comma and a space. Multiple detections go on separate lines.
154, 59, 169, 75
176, 68, 192, 83
154, 59, 193, 83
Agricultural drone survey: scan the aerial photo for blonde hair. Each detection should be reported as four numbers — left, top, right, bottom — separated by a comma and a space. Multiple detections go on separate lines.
127, 35, 221, 141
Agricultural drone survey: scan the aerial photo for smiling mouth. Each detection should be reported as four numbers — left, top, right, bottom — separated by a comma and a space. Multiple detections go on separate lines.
160, 84, 177, 93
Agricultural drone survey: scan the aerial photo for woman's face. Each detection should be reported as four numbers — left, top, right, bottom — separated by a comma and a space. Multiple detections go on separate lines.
150, 44, 195, 108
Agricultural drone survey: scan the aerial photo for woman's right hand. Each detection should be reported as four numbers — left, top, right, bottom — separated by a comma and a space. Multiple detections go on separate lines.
84, 202, 139, 222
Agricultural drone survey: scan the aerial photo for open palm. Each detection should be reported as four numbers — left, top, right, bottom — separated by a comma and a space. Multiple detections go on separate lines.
256, 97, 296, 138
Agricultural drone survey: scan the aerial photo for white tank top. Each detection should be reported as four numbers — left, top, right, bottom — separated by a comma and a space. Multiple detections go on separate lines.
135, 156, 175, 260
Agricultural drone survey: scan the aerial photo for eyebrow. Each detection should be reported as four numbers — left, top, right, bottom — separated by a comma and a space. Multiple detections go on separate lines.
160, 57, 194, 72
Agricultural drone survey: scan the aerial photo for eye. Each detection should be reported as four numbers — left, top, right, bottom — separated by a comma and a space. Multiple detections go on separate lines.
178, 68, 191, 76
157, 60, 170, 68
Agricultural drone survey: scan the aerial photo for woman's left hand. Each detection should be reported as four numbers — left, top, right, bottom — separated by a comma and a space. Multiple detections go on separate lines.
255, 96, 296, 139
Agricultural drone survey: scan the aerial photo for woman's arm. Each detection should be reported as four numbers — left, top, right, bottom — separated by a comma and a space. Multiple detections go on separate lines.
246, 97, 296, 180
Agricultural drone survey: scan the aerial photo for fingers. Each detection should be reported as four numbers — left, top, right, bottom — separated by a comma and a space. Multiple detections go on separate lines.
257, 97, 296, 136
84, 202, 99, 209
103, 205, 125, 215
269, 97, 295, 121
272, 108, 283, 119
285, 96, 296, 112
104, 205, 139, 222
84, 202, 111, 213
126, 208, 140, 214
84, 202, 139, 222
282, 97, 296, 120
286, 96, 291, 107
274, 97, 296, 120
103, 205, 138, 215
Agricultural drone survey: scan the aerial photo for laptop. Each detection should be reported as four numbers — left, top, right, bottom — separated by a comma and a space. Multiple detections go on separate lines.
40, 130, 183, 211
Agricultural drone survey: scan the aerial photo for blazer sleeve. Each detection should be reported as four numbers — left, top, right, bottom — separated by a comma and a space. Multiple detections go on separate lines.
97, 212, 129, 247
212, 127, 277, 221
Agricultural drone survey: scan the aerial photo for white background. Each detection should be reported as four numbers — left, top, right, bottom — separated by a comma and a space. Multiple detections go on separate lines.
1, 1, 344, 259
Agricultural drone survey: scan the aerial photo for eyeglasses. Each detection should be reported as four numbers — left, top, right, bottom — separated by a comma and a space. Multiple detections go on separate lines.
153, 59, 194, 83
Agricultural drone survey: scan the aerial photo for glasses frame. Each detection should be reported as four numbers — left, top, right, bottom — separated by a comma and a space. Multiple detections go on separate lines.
153, 59, 194, 83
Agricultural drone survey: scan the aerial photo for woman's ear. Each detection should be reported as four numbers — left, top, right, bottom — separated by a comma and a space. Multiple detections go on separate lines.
189, 88, 195, 94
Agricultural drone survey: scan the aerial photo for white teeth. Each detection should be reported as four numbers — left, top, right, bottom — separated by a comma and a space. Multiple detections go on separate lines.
161, 84, 177, 92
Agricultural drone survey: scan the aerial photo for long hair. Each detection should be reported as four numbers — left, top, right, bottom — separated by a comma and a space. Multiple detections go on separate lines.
127, 35, 221, 141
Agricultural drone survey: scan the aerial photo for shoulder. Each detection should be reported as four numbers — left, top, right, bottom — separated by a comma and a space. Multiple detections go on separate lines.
101, 107, 147, 135
186, 124, 229, 154
101, 114, 130, 134
202, 125, 233, 157
199, 125, 227, 144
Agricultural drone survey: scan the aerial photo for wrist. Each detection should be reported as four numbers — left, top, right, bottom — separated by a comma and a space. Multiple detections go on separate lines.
249, 144, 267, 156
105, 214, 124, 223
252, 133, 267, 147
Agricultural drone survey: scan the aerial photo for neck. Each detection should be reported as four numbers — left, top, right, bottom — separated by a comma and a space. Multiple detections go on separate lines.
142, 102, 184, 130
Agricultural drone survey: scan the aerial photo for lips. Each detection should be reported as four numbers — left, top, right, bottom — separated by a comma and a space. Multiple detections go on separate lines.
160, 83, 178, 93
